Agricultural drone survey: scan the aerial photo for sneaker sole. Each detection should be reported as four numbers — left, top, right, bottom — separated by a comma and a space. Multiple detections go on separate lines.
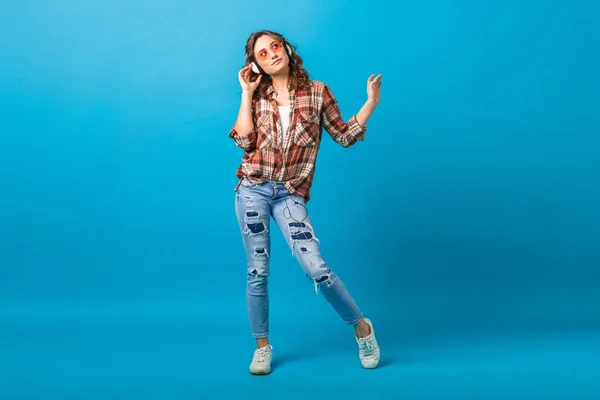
249, 368, 271, 375
362, 360, 380, 369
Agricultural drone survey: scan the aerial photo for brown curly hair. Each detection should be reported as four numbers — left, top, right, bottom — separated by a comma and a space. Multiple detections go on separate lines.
244, 30, 311, 99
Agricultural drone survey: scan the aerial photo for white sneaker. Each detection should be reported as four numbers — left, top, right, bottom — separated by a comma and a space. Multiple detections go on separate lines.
356, 318, 380, 368
249, 344, 273, 375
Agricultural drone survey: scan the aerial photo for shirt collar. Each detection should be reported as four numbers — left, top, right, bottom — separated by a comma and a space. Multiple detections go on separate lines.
266, 83, 295, 100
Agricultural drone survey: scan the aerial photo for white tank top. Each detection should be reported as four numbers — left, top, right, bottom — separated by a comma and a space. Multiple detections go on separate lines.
278, 105, 290, 143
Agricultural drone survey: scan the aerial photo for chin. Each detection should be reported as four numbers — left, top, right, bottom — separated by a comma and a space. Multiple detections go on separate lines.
269, 63, 289, 76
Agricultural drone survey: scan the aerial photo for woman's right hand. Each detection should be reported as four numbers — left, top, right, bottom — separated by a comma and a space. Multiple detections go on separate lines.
238, 65, 262, 93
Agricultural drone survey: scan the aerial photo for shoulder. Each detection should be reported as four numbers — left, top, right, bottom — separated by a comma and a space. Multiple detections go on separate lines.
306, 80, 333, 98
308, 80, 327, 90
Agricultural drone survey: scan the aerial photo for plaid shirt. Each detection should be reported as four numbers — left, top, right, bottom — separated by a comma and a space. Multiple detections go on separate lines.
229, 80, 367, 202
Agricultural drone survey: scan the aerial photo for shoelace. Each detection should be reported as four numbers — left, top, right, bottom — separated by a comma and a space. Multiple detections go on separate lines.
254, 347, 269, 363
358, 337, 375, 355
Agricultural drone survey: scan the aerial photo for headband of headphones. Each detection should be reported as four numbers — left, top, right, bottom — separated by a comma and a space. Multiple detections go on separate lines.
250, 39, 295, 75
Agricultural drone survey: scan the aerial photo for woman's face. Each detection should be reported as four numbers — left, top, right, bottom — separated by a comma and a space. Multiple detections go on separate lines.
253, 35, 289, 76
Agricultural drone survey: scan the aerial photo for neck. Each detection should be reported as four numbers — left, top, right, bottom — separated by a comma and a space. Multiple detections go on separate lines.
271, 73, 290, 94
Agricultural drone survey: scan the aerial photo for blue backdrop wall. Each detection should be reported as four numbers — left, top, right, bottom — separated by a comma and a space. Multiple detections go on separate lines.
1, 0, 598, 335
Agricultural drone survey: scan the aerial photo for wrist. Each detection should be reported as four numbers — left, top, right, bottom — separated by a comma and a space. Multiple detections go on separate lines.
366, 98, 379, 107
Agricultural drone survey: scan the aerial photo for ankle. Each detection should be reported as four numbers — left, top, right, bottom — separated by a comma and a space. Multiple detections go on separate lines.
354, 319, 371, 338
256, 338, 269, 349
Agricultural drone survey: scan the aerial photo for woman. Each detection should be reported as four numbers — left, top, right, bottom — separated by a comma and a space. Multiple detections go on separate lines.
229, 30, 382, 375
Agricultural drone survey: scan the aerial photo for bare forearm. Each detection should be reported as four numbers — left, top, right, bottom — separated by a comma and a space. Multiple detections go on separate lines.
233, 91, 255, 136
355, 99, 378, 129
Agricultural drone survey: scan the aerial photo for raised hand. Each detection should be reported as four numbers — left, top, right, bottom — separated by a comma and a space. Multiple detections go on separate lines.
239, 65, 262, 93
367, 74, 382, 105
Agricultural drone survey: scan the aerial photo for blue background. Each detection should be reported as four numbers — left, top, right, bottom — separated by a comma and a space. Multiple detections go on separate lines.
1, 0, 599, 398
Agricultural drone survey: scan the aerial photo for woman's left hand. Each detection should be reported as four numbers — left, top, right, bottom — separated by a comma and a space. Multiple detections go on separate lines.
367, 74, 382, 105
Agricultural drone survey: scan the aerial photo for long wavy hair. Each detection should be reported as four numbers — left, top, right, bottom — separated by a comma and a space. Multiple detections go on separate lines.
244, 30, 311, 99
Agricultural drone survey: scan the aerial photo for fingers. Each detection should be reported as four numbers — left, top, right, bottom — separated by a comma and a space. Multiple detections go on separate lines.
368, 74, 383, 89
239, 65, 251, 81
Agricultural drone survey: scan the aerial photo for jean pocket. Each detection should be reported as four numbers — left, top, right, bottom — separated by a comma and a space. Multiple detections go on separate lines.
240, 177, 259, 188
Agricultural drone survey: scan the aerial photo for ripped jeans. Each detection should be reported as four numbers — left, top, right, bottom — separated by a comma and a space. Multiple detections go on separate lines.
234, 177, 363, 338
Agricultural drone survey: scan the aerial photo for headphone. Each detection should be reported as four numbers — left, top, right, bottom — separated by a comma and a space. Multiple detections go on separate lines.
250, 40, 295, 75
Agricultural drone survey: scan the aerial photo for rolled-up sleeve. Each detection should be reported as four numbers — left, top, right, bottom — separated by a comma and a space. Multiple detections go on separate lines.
321, 84, 367, 148
228, 126, 257, 150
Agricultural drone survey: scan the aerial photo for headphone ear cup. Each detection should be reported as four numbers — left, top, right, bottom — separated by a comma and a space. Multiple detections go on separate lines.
285, 44, 295, 63
251, 62, 260, 74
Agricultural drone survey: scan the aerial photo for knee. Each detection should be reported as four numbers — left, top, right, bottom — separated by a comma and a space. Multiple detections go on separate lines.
308, 267, 337, 286
247, 266, 269, 295
247, 247, 269, 276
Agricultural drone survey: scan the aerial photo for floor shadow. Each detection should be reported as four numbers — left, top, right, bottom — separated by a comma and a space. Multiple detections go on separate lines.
270, 348, 327, 369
